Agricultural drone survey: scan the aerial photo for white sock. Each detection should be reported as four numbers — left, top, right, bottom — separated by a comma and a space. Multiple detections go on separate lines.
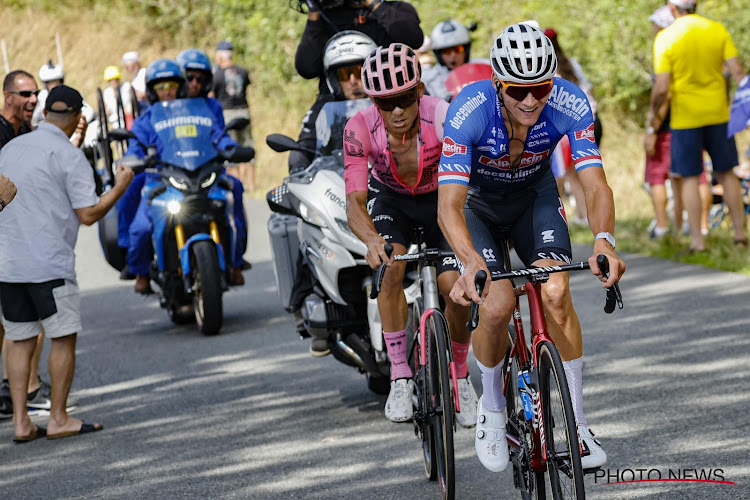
476, 359, 506, 412
563, 357, 587, 427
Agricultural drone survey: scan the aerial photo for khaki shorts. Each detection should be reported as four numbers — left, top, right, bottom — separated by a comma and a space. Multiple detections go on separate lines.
0, 279, 81, 341
223, 107, 255, 150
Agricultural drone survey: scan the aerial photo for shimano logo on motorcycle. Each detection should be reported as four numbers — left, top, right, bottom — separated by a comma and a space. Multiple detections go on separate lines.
154, 115, 213, 133
324, 188, 346, 208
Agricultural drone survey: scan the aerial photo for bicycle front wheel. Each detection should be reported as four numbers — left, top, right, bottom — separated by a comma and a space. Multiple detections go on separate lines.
537, 342, 585, 500
410, 299, 437, 480
428, 312, 455, 500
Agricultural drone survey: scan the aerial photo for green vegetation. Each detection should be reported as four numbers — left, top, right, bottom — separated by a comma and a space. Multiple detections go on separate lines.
3, 0, 750, 274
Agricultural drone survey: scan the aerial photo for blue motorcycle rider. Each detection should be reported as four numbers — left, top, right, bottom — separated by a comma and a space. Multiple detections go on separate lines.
124, 59, 241, 294
177, 48, 249, 286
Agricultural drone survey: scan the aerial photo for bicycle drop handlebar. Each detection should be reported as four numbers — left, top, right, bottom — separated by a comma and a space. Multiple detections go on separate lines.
466, 254, 623, 331
369, 243, 456, 299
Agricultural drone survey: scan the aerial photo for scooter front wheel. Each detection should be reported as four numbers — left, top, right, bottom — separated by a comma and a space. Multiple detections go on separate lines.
191, 240, 223, 335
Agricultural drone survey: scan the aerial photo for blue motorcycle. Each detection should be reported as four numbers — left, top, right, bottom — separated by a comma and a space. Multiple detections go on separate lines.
110, 99, 254, 335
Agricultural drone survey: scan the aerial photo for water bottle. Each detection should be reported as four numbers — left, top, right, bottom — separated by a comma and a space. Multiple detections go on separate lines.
518, 369, 534, 421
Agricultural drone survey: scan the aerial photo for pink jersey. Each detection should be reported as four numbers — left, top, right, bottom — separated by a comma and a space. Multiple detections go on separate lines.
343, 96, 449, 195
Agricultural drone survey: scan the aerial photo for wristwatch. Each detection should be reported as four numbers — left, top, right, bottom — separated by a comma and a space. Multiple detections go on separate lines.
595, 232, 616, 249
645, 126, 656, 135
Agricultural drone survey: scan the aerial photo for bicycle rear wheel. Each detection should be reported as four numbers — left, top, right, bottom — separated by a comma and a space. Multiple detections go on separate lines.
410, 299, 437, 480
537, 342, 585, 500
428, 312, 455, 500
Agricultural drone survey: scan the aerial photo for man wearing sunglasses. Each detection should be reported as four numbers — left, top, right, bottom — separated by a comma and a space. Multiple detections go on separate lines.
437, 23, 625, 473
178, 48, 249, 286
122, 59, 237, 294
344, 43, 478, 427
288, 30, 375, 175
0, 70, 38, 150
422, 19, 475, 101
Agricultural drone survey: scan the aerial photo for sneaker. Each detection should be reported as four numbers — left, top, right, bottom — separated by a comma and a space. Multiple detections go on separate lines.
455, 376, 478, 428
385, 378, 414, 423
309, 338, 331, 357
119, 265, 135, 280
475, 398, 509, 472
229, 268, 245, 286
579, 425, 607, 469
28, 379, 79, 410
649, 226, 669, 239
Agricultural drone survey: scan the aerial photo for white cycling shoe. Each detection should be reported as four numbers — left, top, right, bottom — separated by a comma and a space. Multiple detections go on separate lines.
579, 425, 607, 469
385, 378, 414, 423
455, 376, 478, 428
475, 399, 510, 472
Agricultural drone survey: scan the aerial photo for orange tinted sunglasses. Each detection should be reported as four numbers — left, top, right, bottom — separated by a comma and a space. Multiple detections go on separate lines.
500, 79, 553, 101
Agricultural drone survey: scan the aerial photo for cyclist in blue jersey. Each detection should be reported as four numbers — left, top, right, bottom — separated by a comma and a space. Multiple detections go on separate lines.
437, 24, 625, 473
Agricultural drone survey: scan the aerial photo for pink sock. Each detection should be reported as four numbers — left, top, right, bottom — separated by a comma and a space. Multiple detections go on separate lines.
451, 340, 471, 379
384, 330, 412, 380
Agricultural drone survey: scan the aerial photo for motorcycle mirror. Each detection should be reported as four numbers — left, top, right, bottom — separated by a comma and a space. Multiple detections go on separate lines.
266, 133, 316, 155
109, 128, 136, 142
225, 117, 250, 132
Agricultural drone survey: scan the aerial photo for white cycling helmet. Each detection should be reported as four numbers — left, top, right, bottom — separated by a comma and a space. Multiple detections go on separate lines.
323, 30, 377, 99
430, 20, 472, 66
490, 23, 557, 85
39, 60, 64, 83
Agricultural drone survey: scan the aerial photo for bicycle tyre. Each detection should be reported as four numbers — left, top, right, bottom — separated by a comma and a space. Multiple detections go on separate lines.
428, 312, 455, 500
410, 299, 437, 481
537, 342, 585, 500
504, 326, 545, 500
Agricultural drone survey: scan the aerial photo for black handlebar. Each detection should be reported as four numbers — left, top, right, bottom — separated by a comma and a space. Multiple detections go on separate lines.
596, 254, 623, 314
369, 243, 394, 299
466, 269, 487, 331
466, 254, 623, 330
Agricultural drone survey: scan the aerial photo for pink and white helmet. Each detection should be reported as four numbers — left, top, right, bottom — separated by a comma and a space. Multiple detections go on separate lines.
361, 43, 421, 97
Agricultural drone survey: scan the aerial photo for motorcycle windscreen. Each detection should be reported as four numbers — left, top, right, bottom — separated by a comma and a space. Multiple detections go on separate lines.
315, 98, 371, 157
149, 98, 219, 171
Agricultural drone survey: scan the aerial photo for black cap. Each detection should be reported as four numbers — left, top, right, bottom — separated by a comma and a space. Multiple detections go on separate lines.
45, 85, 84, 113
216, 40, 233, 51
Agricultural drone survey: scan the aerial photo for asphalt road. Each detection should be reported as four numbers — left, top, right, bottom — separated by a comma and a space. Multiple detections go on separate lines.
0, 199, 748, 500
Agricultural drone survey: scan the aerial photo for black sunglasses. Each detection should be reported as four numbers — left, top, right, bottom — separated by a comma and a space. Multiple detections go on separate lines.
186, 74, 205, 83
372, 88, 419, 112
8, 89, 40, 98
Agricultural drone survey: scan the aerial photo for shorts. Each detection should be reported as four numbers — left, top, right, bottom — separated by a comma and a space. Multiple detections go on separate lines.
223, 108, 255, 150
464, 169, 572, 272
670, 123, 738, 177
0, 279, 81, 341
367, 177, 458, 275
645, 131, 672, 185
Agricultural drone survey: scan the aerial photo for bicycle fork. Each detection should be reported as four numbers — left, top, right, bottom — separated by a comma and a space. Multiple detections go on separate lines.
418, 264, 461, 415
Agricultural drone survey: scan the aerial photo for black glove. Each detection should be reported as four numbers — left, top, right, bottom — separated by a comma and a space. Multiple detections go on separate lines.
305, 0, 321, 13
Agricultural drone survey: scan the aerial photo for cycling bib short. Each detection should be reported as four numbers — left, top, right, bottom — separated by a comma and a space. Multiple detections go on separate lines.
367, 177, 458, 275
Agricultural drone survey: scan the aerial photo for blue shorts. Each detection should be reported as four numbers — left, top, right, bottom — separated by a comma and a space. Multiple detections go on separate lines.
670, 123, 738, 177
464, 169, 572, 272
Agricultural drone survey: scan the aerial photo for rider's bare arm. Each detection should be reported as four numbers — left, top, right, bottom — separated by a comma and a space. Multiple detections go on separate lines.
577, 166, 625, 287
647, 73, 670, 131
437, 182, 488, 305
346, 190, 389, 269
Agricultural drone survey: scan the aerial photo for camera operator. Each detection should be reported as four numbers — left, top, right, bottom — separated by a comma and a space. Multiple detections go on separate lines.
294, 0, 423, 96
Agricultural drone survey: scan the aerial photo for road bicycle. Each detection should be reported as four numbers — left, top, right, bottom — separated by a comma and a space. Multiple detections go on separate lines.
371, 237, 460, 500
467, 245, 622, 500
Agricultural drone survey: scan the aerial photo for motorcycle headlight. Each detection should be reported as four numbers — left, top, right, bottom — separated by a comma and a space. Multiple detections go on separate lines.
335, 217, 354, 236
299, 202, 327, 228
200, 172, 217, 189
169, 176, 189, 190
167, 200, 181, 215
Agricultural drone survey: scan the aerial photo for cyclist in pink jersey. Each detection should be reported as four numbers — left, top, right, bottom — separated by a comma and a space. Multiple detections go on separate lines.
344, 43, 477, 425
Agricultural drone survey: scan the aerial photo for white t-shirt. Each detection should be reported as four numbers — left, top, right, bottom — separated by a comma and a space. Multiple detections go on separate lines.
0, 122, 98, 283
